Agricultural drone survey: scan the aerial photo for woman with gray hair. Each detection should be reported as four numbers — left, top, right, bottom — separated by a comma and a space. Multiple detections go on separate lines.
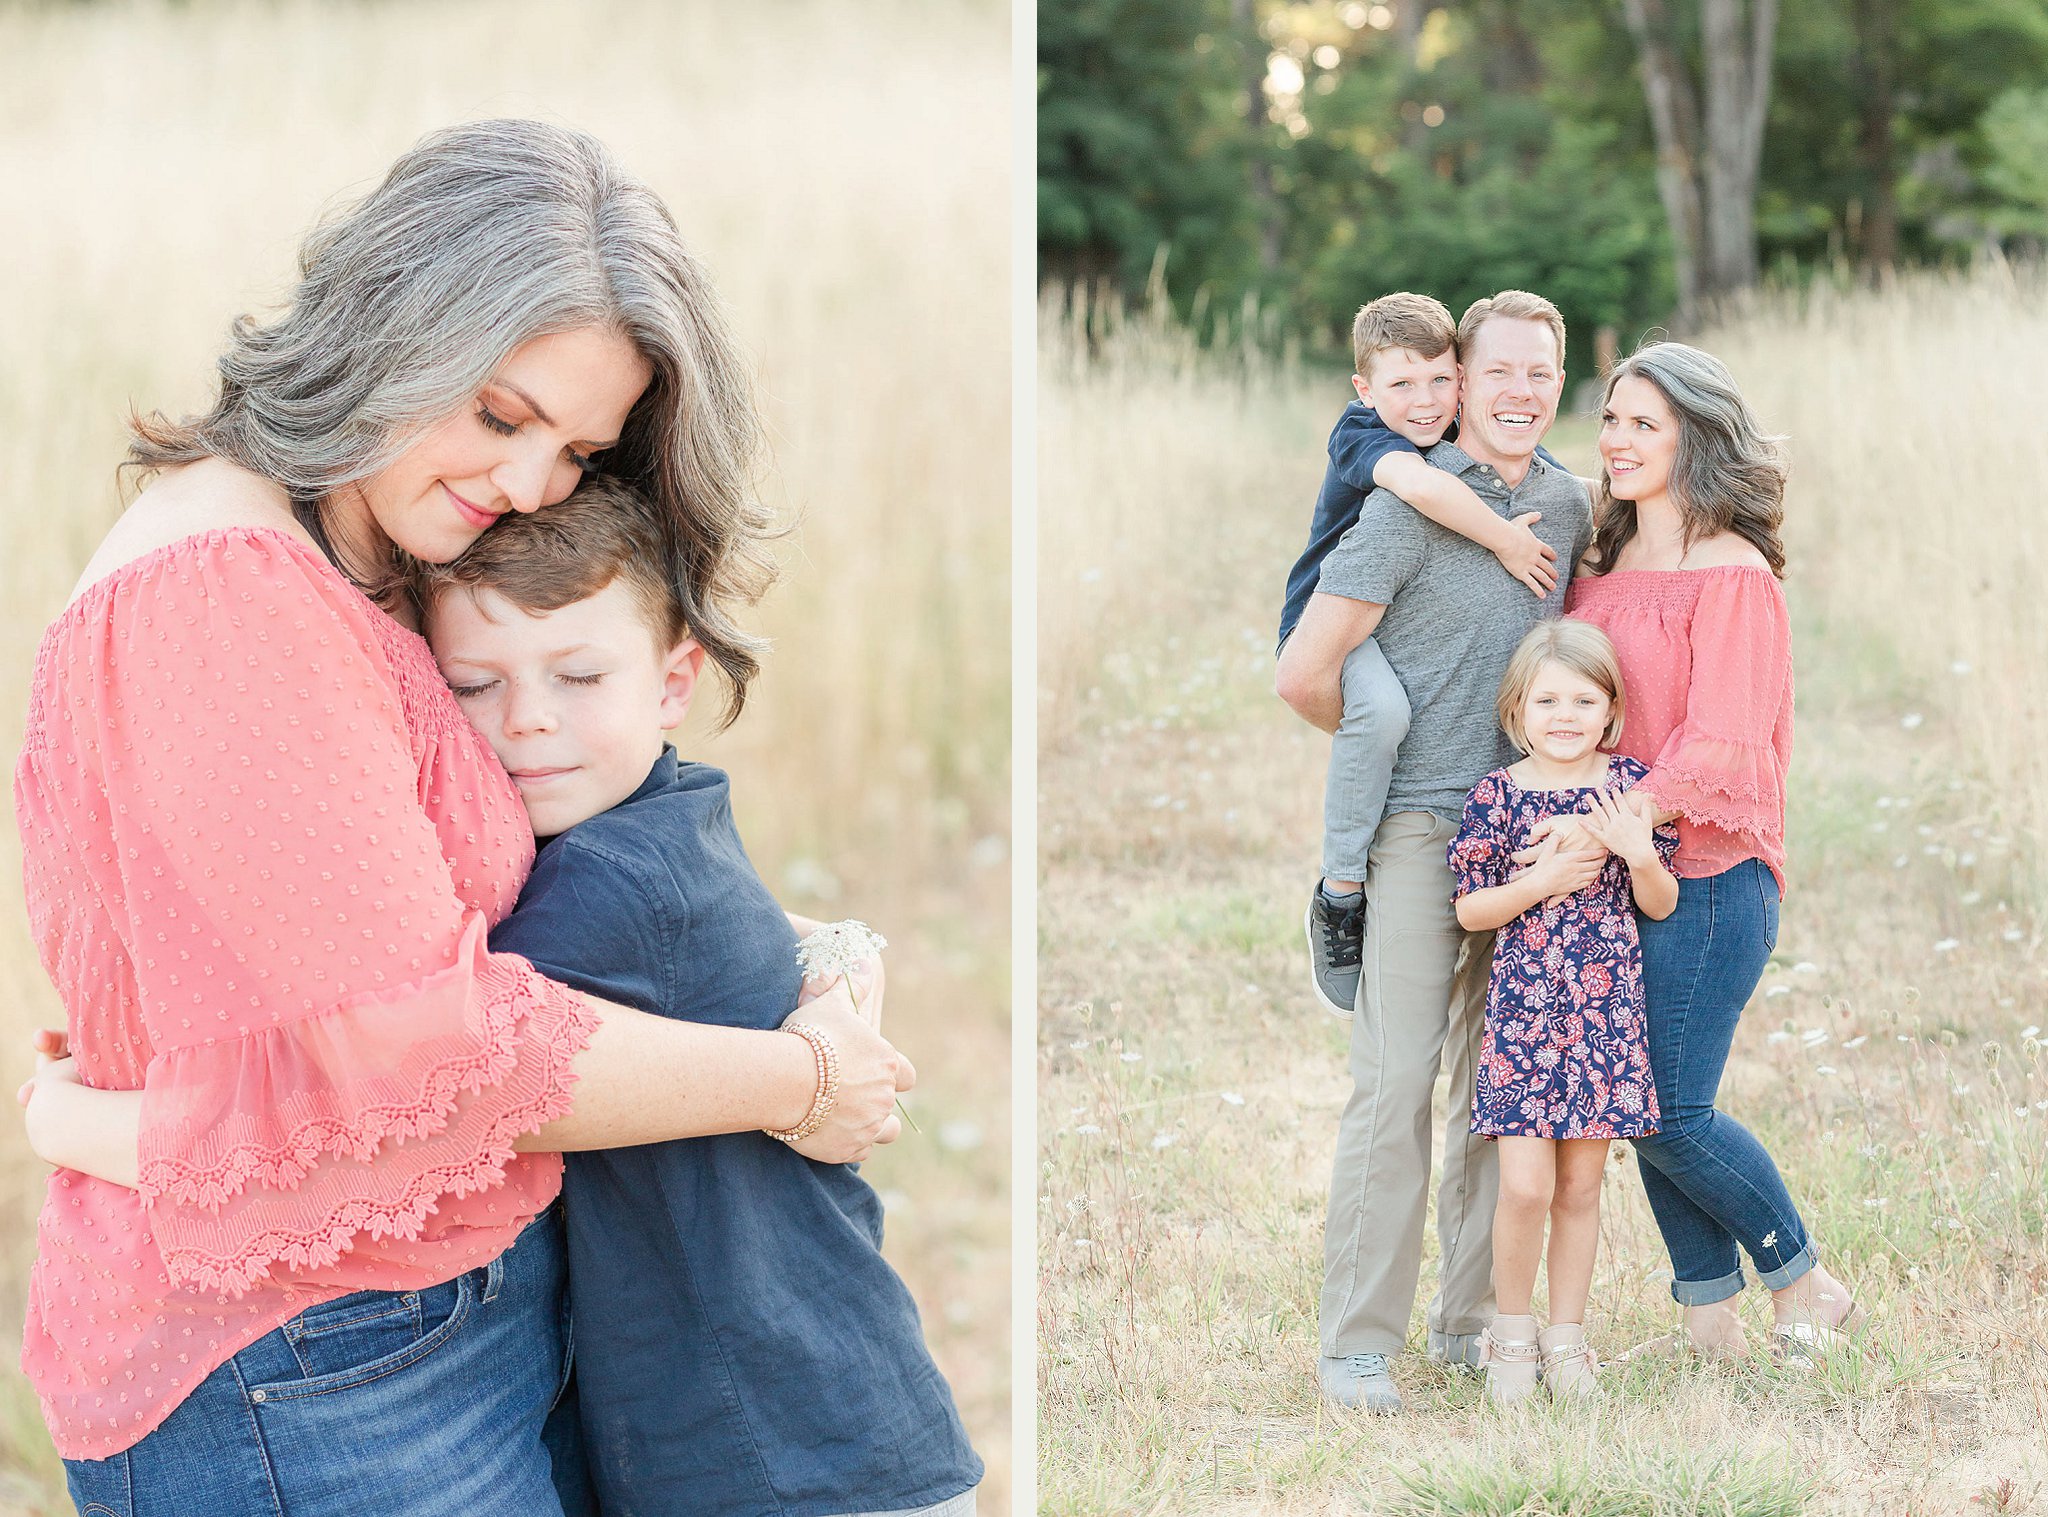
1560, 340, 1865, 1362
14, 119, 911, 1514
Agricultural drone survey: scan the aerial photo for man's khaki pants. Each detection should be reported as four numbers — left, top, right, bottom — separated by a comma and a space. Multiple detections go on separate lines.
1320, 810, 1499, 1357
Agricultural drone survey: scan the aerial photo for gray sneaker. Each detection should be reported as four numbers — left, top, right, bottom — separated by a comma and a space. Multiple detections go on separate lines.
1305, 886, 1365, 1019
1427, 1329, 1484, 1369
1317, 1352, 1402, 1414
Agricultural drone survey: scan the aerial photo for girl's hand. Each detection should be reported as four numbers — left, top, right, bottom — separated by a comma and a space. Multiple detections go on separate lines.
1513, 812, 1605, 866
1523, 845, 1608, 903
1581, 786, 1657, 867
781, 978, 914, 1163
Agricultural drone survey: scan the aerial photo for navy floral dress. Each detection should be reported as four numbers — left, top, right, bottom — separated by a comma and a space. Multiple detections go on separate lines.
1448, 754, 1678, 1140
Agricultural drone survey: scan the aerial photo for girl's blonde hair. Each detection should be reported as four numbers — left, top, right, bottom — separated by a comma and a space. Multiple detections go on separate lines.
1497, 619, 1627, 754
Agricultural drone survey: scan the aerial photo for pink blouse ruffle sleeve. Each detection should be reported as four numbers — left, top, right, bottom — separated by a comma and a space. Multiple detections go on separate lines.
14, 527, 600, 1458
1564, 565, 1793, 896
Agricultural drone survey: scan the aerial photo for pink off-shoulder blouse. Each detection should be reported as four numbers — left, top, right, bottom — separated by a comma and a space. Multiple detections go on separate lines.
1564, 564, 1793, 896
13, 527, 600, 1460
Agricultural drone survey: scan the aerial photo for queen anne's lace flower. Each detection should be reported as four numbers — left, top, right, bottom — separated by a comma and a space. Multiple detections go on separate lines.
796, 920, 889, 980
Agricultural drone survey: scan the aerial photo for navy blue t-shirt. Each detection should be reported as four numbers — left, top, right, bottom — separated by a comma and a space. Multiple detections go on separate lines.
1275, 399, 1564, 650
489, 749, 981, 1517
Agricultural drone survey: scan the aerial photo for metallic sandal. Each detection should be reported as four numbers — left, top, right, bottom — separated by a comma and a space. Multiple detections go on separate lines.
1538, 1323, 1600, 1400
1478, 1320, 1542, 1406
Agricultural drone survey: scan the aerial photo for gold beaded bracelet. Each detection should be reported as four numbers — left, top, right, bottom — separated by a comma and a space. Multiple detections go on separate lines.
765, 1021, 840, 1144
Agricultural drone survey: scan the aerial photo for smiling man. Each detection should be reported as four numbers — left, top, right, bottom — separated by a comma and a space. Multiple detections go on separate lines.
1274, 290, 1593, 1413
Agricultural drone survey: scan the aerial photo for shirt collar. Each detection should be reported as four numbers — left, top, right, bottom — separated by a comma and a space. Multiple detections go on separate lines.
1426, 437, 1550, 489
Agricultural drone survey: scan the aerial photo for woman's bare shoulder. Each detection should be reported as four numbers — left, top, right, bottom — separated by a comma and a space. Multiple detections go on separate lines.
70, 460, 317, 605
1686, 533, 1771, 570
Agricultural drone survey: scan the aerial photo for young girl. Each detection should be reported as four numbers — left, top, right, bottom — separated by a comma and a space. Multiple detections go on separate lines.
1447, 618, 1680, 1404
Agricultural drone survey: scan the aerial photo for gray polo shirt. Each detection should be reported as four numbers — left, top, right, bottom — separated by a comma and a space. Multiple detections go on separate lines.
1314, 439, 1593, 823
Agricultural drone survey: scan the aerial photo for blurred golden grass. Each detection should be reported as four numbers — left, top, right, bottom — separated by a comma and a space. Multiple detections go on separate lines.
1037, 267, 2048, 1515
0, 2, 1008, 1511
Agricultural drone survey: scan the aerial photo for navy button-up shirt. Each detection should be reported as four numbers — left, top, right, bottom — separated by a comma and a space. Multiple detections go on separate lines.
490, 749, 981, 1517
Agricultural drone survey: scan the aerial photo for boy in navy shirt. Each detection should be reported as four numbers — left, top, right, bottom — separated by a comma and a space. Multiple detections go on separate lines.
1278, 291, 1566, 1020
420, 480, 981, 1517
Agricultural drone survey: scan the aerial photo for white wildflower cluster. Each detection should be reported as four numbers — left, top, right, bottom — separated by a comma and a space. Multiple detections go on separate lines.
794, 920, 888, 981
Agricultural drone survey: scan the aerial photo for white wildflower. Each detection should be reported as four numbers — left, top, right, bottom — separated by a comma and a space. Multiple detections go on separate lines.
1864, 1197, 1889, 1208
1933, 938, 1960, 953
2004, 929, 2026, 943
794, 920, 888, 980
1794, 962, 1820, 974
2021, 1026, 2041, 1041
937, 1121, 984, 1152
1842, 1036, 1868, 1050
1766, 985, 1792, 999
1220, 1091, 1246, 1106
1151, 1132, 1177, 1151
1760, 1230, 1778, 1249
1767, 1029, 1794, 1044
1951, 660, 1972, 675
1074, 1124, 1102, 1136
1815, 1065, 1838, 1076
1120, 1051, 1143, 1064
1900, 712, 1924, 730
1801, 1028, 1829, 1047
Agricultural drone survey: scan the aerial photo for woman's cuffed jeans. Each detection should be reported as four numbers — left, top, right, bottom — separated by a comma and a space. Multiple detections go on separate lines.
1633, 858, 1816, 1304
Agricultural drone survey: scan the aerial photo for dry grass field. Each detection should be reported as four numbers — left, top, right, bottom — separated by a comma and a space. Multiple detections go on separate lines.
1037, 266, 2048, 1515
0, 2, 1008, 1511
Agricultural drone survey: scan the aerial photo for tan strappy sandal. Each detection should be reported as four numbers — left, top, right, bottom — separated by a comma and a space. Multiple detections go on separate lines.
1538, 1323, 1600, 1400
1479, 1315, 1542, 1406
1770, 1297, 1870, 1367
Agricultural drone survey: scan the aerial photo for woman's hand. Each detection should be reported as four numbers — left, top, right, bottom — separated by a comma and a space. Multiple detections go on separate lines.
798, 955, 886, 1031
781, 977, 914, 1163
1520, 844, 1608, 904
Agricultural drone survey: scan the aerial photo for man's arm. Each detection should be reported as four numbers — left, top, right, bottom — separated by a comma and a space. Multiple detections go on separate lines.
1274, 591, 1386, 734
1374, 453, 1556, 597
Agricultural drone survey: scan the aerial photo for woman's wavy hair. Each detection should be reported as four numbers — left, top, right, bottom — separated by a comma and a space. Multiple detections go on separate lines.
127, 118, 775, 720
1585, 341, 1788, 579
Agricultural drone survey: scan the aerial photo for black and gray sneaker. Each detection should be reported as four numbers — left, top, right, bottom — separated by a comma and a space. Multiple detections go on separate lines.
1305, 884, 1365, 1019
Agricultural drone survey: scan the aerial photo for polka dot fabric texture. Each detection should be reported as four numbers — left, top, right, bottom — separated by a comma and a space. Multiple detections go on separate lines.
14, 527, 599, 1459
1564, 565, 1793, 896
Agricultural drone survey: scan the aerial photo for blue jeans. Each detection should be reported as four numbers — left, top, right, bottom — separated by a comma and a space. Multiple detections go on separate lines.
65, 1205, 576, 1517
1633, 859, 1816, 1305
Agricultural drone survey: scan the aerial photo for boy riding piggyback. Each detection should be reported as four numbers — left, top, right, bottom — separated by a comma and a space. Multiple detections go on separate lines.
1276, 293, 1566, 1017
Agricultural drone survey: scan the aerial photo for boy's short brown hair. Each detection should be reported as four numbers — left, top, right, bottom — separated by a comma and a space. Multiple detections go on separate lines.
1458, 289, 1567, 368
418, 475, 687, 658
1351, 292, 1458, 379
1496, 618, 1627, 754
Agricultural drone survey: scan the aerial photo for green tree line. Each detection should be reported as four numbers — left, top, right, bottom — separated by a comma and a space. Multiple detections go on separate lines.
1039, 0, 2048, 362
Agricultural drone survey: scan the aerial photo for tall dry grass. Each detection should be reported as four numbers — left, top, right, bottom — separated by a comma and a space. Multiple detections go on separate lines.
1038, 267, 2048, 1515
0, 2, 1008, 1511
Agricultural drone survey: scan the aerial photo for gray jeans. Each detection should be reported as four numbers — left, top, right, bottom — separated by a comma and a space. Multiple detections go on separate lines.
1322, 637, 1411, 882
1321, 811, 1499, 1356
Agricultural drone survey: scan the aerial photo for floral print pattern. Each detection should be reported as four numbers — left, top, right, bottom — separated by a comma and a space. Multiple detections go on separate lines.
1448, 754, 1678, 1140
